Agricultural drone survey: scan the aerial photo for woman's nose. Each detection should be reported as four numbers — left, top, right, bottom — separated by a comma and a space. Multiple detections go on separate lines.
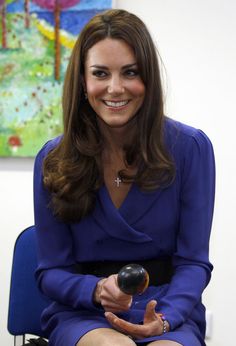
107, 76, 125, 95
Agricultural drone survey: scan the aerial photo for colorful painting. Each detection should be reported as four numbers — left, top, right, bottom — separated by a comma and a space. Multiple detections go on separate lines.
0, 0, 113, 157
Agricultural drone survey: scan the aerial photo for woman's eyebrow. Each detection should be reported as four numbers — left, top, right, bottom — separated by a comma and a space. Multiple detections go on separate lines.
89, 63, 137, 69
121, 63, 137, 69
90, 64, 109, 69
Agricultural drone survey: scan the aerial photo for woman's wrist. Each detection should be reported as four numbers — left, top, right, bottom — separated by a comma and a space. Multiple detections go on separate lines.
160, 314, 170, 334
93, 278, 106, 304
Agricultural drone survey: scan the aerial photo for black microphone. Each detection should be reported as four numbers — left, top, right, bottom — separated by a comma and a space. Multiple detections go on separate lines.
117, 263, 149, 295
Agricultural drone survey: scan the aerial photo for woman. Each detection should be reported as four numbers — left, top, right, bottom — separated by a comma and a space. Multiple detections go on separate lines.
34, 9, 215, 346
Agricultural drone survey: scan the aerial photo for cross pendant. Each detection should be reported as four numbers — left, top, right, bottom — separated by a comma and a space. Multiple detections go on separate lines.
115, 177, 122, 187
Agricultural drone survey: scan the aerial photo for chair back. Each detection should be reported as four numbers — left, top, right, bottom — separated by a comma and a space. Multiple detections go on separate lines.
8, 226, 51, 337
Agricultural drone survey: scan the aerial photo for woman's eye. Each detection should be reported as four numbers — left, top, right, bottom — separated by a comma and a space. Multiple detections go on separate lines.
92, 70, 107, 78
125, 69, 139, 77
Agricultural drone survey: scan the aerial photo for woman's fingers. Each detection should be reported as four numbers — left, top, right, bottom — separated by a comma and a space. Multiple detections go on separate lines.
99, 274, 132, 312
100, 290, 132, 312
104, 312, 127, 333
105, 312, 152, 339
105, 300, 164, 339
105, 312, 141, 335
143, 300, 158, 323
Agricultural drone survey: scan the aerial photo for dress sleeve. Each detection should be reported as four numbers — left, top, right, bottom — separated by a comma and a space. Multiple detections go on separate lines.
34, 141, 101, 311
157, 129, 215, 329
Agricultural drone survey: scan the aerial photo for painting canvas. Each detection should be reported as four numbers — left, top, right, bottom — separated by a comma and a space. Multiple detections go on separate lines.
0, 0, 113, 157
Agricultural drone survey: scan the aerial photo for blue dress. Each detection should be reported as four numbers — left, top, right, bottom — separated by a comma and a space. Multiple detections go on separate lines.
33, 118, 215, 346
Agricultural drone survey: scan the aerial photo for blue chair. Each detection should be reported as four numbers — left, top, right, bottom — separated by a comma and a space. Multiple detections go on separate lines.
8, 226, 51, 346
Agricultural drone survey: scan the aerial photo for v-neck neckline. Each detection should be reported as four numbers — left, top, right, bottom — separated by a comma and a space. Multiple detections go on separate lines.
103, 182, 135, 211
97, 181, 164, 227
93, 183, 153, 244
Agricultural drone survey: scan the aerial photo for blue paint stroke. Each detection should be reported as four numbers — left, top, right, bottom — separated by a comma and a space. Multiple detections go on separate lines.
35, 9, 102, 35
7, 0, 112, 12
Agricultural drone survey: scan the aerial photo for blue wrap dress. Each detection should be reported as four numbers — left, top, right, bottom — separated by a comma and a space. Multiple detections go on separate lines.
33, 118, 215, 346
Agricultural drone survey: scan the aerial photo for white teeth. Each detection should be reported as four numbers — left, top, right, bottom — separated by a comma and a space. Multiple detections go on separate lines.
104, 100, 129, 107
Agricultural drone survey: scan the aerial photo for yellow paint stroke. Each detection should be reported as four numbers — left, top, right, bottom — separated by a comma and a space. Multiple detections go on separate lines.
34, 17, 77, 49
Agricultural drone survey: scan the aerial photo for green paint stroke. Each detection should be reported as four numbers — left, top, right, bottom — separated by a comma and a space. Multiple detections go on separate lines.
0, 13, 70, 157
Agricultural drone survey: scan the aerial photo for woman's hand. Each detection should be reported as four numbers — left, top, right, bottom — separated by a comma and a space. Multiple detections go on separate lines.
105, 300, 169, 339
93, 274, 132, 313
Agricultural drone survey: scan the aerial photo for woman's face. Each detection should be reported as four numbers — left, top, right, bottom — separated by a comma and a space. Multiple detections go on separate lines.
84, 38, 145, 129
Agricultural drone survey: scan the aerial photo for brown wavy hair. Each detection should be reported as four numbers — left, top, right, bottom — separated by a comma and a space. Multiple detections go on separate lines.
43, 9, 175, 222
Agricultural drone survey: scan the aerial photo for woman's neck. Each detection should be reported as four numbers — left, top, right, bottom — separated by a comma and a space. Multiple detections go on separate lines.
98, 121, 137, 162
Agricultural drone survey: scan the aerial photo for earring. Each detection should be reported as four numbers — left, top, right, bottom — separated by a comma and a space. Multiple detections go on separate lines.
84, 92, 88, 100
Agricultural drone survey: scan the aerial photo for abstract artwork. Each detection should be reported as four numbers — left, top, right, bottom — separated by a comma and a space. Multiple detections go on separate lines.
0, 0, 112, 157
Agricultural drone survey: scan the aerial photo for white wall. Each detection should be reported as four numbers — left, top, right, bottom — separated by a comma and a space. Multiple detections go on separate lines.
0, 160, 34, 345
1, 1, 235, 345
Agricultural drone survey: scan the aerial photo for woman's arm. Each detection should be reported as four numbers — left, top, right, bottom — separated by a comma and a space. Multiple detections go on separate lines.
157, 128, 215, 329
34, 139, 101, 311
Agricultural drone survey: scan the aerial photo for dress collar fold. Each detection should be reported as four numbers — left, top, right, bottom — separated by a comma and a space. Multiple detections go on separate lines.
92, 184, 164, 243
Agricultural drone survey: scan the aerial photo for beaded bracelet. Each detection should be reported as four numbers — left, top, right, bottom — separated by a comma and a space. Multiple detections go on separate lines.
160, 314, 168, 334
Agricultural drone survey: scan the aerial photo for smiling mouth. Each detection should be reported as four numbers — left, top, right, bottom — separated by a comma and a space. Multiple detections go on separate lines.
103, 100, 130, 108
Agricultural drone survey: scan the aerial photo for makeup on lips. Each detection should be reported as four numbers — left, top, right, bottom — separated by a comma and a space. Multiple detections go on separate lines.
103, 99, 130, 111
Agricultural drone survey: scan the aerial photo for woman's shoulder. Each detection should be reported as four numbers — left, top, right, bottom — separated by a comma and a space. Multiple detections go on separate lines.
164, 116, 213, 150
163, 117, 214, 168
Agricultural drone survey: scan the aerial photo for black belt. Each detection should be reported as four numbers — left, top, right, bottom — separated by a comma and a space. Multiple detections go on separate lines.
74, 258, 173, 286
